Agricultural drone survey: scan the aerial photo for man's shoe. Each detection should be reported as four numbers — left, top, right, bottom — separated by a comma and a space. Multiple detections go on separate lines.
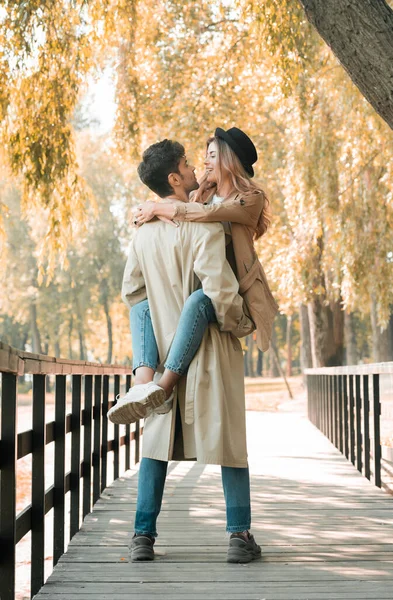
107, 382, 166, 425
129, 533, 155, 562
227, 531, 261, 564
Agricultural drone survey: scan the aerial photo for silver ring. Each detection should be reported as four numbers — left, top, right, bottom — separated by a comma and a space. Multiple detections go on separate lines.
133, 219, 138, 225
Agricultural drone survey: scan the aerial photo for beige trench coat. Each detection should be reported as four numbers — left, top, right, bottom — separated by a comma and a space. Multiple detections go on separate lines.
122, 218, 254, 467
174, 189, 279, 351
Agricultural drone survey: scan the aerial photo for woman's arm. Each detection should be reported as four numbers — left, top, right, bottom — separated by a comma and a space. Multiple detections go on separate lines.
134, 201, 178, 224
135, 192, 264, 230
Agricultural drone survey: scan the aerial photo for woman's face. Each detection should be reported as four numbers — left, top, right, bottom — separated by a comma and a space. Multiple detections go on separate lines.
204, 141, 219, 184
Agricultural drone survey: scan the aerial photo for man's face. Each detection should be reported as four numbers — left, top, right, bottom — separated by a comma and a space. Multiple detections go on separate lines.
176, 156, 199, 194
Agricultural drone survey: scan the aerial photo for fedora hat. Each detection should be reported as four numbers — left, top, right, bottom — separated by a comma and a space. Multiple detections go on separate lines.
214, 127, 257, 177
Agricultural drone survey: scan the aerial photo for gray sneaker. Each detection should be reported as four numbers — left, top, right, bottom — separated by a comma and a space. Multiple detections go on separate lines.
129, 533, 155, 562
227, 531, 261, 563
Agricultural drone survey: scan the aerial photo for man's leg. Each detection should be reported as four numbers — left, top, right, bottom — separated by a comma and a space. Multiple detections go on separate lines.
131, 457, 168, 562
221, 466, 261, 563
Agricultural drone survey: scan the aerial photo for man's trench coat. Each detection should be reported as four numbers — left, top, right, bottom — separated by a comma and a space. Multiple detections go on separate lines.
122, 218, 254, 467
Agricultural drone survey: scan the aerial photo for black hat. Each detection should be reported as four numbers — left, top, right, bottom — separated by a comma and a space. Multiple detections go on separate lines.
214, 127, 257, 177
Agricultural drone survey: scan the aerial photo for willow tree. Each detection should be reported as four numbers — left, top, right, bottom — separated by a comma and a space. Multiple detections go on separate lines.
2, 0, 393, 365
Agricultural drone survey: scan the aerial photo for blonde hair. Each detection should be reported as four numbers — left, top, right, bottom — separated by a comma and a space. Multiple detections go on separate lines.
193, 137, 270, 239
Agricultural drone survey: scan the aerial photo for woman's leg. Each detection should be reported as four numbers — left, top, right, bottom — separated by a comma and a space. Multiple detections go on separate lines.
109, 292, 216, 424
130, 299, 159, 384
130, 291, 216, 397
159, 289, 217, 396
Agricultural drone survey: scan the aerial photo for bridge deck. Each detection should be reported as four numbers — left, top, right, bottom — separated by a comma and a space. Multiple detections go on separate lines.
35, 408, 393, 600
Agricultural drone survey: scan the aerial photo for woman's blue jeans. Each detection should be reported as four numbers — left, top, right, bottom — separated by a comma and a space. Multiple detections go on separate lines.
135, 458, 251, 536
130, 289, 217, 376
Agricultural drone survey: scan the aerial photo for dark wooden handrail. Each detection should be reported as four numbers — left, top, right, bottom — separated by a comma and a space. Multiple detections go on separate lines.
306, 363, 393, 493
0, 343, 139, 600
0, 341, 133, 375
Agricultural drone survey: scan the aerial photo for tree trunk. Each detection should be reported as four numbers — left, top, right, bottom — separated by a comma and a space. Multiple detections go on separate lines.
256, 349, 263, 376
344, 311, 358, 365
269, 328, 280, 377
300, 304, 313, 371
244, 346, 249, 377
78, 330, 86, 361
103, 295, 113, 364
29, 302, 42, 354
329, 300, 345, 366
286, 315, 292, 377
307, 299, 326, 367
298, 0, 393, 130
308, 298, 345, 367
68, 315, 73, 359
388, 312, 393, 360
370, 295, 391, 361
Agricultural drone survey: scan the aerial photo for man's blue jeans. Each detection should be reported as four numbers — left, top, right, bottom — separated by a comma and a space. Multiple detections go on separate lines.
135, 458, 251, 536
130, 289, 217, 375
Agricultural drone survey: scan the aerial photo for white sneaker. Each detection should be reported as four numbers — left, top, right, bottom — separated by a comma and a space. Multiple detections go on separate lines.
154, 389, 175, 415
107, 382, 166, 425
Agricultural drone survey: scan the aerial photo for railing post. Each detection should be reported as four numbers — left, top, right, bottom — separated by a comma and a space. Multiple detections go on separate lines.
328, 375, 333, 443
125, 374, 132, 470
135, 420, 140, 465
355, 375, 362, 474
31, 374, 46, 596
363, 375, 371, 481
373, 374, 382, 488
54, 375, 66, 566
113, 375, 120, 480
322, 375, 327, 437
101, 375, 109, 492
93, 375, 102, 505
0, 373, 18, 600
343, 375, 349, 459
338, 375, 344, 454
83, 375, 93, 519
70, 375, 82, 538
332, 375, 339, 448
349, 376, 355, 465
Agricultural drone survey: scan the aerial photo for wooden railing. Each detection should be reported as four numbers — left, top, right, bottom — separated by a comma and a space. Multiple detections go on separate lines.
306, 363, 393, 491
0, 342, 139, 600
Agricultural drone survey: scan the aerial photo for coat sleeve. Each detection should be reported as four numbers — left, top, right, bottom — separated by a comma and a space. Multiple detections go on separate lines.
121, 240, 147, 309
191, 223, 254, 337
174, 192, 264, 230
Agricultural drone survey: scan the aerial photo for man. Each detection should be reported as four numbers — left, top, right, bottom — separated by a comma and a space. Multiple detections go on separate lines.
120, 139, 261, 564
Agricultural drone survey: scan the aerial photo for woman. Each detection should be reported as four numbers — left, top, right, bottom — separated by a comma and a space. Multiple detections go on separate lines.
108, 127, 278, 425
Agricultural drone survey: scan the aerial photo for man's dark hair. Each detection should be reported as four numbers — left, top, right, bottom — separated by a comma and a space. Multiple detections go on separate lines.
137, 139, 185, 198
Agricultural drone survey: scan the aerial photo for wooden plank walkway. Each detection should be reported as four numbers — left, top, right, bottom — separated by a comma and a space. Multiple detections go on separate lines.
35, 408, 393, 599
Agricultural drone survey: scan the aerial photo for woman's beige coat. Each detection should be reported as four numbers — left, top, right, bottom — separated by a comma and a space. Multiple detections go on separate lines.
122, 218, 253, 467
174, 189, 278, 352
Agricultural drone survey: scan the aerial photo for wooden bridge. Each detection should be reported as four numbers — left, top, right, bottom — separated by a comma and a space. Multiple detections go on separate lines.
36, 409, 393, 599
1, 343, 393, 599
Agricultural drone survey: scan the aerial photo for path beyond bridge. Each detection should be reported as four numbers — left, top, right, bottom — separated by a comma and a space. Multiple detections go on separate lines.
35, 408, 393, 600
